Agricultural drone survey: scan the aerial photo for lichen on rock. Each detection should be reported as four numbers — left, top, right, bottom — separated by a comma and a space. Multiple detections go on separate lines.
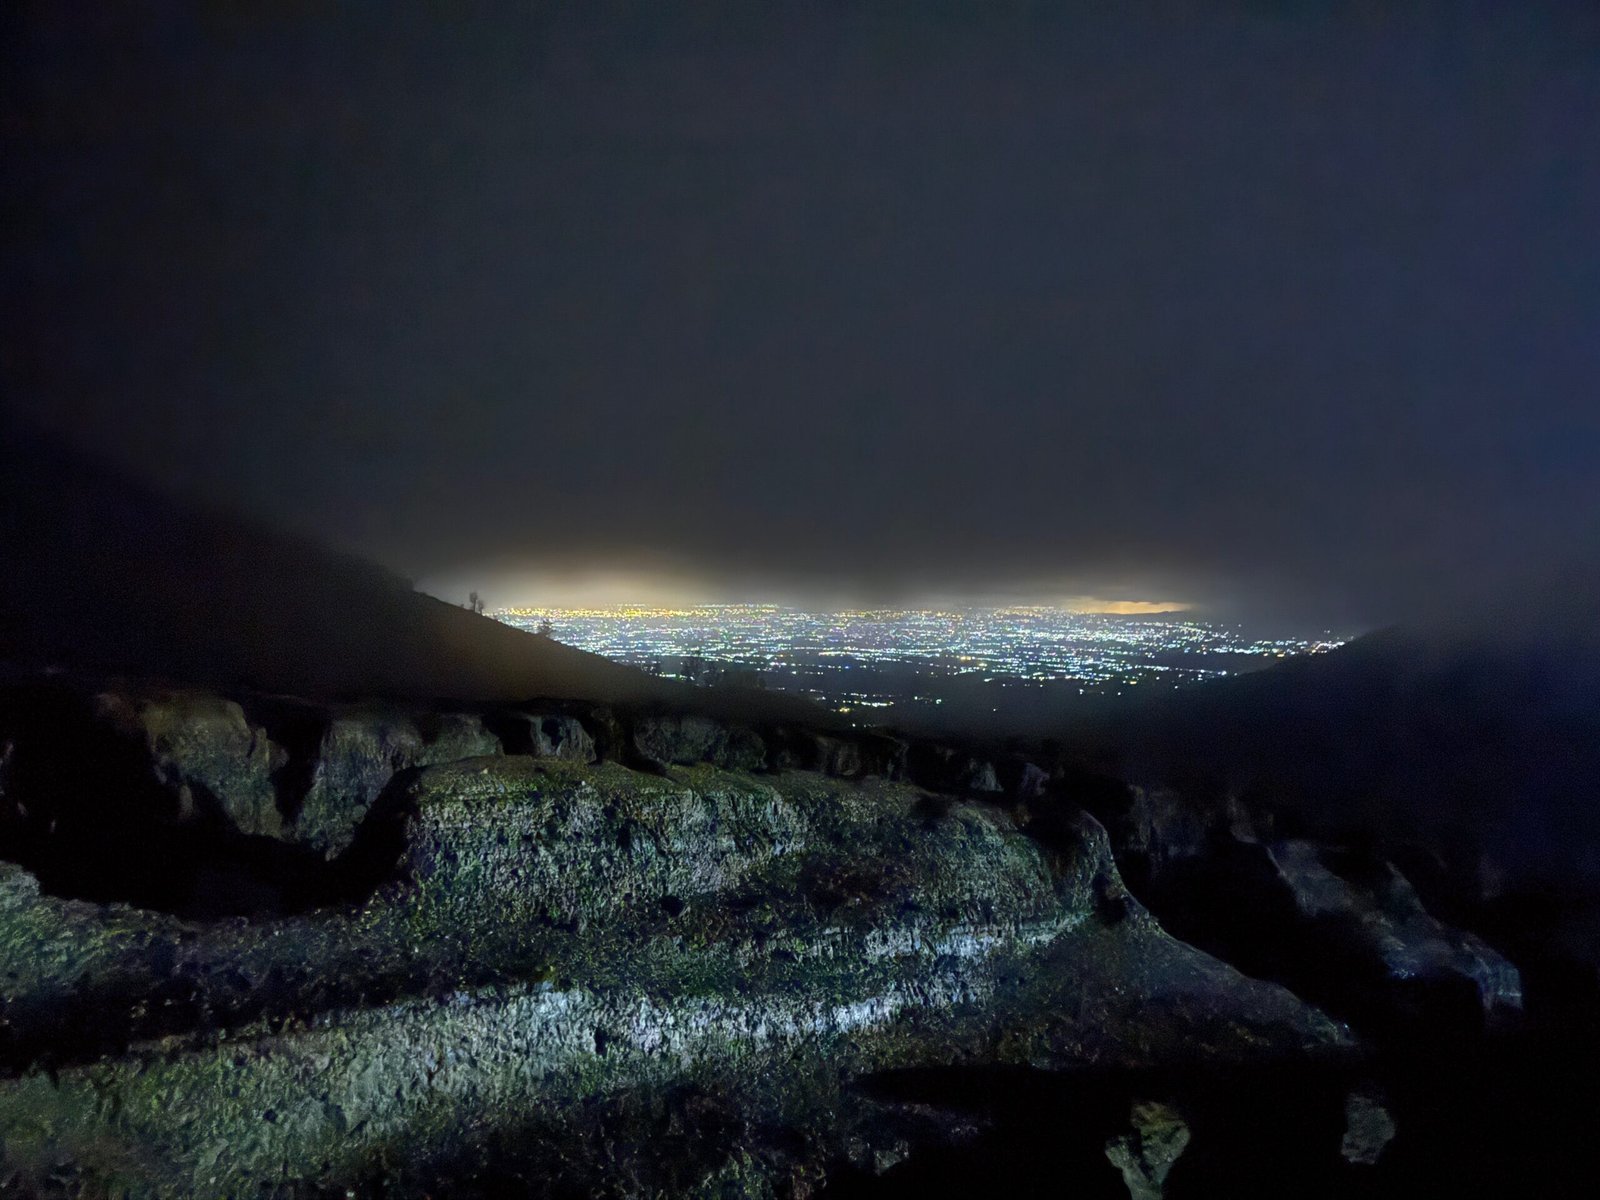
1105, 1100, 1192, 1200
0, 740, 1351, 1196
96, 689, 287, 837
293, 706, 502, 857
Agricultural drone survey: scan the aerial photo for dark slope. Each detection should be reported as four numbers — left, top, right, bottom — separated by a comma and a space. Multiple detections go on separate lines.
1082, 607, 1600, 893
0, 413, 815, 719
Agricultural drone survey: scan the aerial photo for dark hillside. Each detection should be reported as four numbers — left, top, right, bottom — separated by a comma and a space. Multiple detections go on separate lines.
1077, 608, 1600, 897
0, 412, 817, 722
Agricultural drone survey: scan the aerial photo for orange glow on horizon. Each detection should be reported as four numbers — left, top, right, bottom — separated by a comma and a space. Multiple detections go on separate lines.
1058, 597, 1194, 614
420, 569, 1193, 616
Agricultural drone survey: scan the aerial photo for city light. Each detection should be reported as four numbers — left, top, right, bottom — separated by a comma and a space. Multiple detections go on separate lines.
495, 604, 1343, 715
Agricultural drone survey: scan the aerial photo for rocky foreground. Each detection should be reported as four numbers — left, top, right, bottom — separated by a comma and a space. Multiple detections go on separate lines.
0, 678, 1540, 1196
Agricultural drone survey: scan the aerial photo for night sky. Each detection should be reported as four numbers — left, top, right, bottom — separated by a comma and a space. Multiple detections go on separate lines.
4, 2, 1598, 628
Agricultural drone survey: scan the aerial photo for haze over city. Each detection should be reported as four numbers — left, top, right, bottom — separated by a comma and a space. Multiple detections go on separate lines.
6, 2, 1598, 631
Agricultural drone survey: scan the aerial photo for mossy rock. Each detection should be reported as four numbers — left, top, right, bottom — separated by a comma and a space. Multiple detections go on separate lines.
0, 760, 1351, 1196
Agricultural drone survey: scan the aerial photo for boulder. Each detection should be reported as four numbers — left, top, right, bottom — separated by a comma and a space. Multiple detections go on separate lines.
630, 712, 722, 767
963, 758, 1002, 793
1105, 1100, 1191, 1200
1087, 776, 1525, 1033
532, 714, 596, 762
629, 713, 766, 772
95, 690, 285, 838
762, 730, 905, 779
855, 732, 909, 779
1267, 840, 1523, 1024
293, 708, 501, 857
1122, 786, 1214, 870
815, 733, 864, 777
1341, 1084, 1396, 1167
906, 743, 1001, 794
1013, 761, 1050, 799
719, 724, 769, 772
495, 712, 597, 763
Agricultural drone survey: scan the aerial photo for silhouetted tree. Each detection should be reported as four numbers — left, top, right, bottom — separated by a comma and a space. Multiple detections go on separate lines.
467, 591, 485, 616
537, 618, 554, 637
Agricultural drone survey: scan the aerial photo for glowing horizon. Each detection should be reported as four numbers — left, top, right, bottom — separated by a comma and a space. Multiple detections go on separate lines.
419, 565, 1197, 618
483, 597, 1196, 617
1053, 597, 1194, 615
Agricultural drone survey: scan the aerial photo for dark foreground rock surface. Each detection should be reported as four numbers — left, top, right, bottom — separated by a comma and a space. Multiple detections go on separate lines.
1075, 781, 1525, 1037
0, 736, 1348, 1196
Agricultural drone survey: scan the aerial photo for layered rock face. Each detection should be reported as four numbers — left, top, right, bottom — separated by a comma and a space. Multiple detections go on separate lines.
0, 692, 1348, 1197
0, 680, 924, 912
1081, 782, 1524, 1035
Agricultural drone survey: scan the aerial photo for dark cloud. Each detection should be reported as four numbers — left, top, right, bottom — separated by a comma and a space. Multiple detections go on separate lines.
5, 2, 1598, 626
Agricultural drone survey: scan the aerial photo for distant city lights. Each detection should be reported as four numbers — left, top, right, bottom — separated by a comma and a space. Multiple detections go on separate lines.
493, 604, 1344, 717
